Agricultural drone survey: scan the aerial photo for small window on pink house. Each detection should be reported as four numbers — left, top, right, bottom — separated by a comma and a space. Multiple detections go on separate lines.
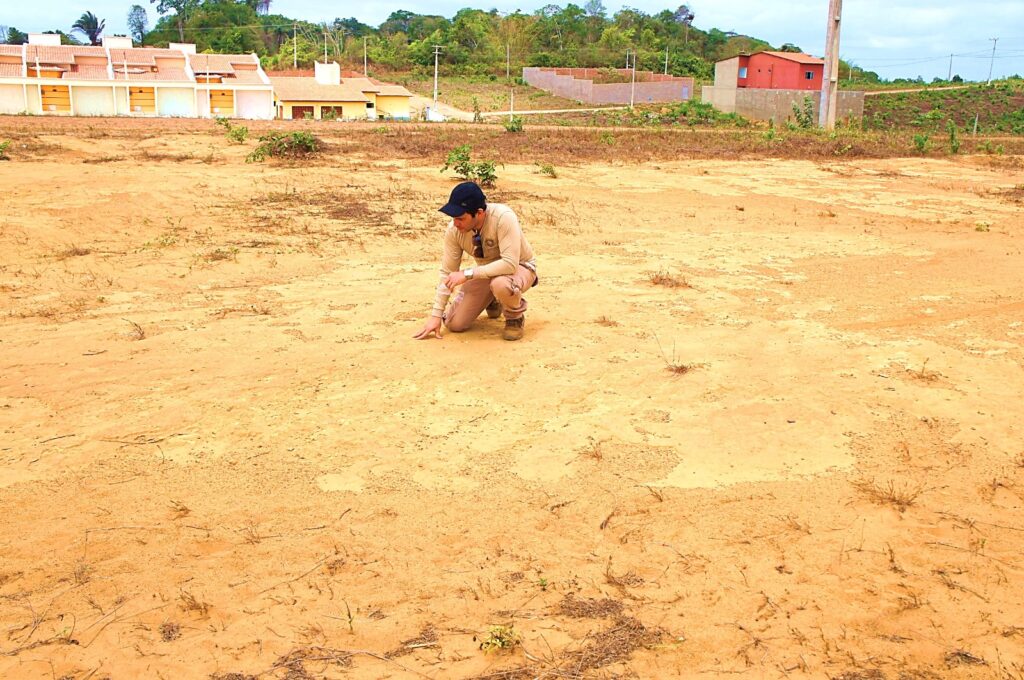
805, 71, 814, 80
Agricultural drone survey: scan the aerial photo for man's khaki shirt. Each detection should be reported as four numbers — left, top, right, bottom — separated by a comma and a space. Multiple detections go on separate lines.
431, 203, 536, 318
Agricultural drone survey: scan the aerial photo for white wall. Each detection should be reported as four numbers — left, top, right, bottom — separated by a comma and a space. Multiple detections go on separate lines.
72, 87, 115, 116
0, 84, 28, 114
158, 88, 194, 116
235, 90, 273, 119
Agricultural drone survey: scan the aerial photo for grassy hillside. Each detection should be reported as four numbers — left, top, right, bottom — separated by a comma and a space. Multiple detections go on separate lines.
864, 80, 1024, 134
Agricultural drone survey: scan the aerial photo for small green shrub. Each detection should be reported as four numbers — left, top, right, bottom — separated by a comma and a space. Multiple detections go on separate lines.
473, 159, 498, 186
227, 125, 248, 144
216, 117, 248, 144
0, 140, 10, 160
504, 115, 524, 133
946, 119, 960, 154
479, 625, 520, 654
535, 162, 557, 178
440, 144, 499, 186
912, 133, 931, 154
792, 96, 815, 129
245, 132, 319, 163
441, 144, 474, 179
599, 131, 616, 145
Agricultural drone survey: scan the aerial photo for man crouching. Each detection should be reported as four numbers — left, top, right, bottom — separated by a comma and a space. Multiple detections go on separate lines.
413, 181, 537, 341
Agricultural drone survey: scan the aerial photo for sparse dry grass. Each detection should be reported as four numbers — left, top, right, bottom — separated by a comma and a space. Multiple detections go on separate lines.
168, 500, 191, 519
648, 270, 691, 288
853, 478, 925, 512
159, 621, 181, 642
123, 318, 145, 341
54, 244, 91, 259
178, 590, 211, 617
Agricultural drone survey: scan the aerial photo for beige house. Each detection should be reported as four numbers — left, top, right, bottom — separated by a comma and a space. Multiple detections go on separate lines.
0, 34, 273, 118
269, 62, 413, 121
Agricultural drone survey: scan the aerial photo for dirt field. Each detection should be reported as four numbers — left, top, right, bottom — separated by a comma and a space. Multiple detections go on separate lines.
1, 119, 1023, 680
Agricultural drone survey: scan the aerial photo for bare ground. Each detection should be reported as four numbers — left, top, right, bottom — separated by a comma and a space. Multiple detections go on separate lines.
1, 118, 1023, 680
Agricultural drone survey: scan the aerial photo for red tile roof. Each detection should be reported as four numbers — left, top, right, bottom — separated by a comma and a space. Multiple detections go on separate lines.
229, 70, 266, 84
25, 45, 108, 64
70, 64, 110, 80
112, 69, 189, 82
759, 51, 825, 65
188, 53, 258, 74
269, 76, 370, 102
0, 45, 268, 88
109, 48, 188, 66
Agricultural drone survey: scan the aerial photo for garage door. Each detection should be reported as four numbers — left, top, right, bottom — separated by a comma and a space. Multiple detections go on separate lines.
73, 87, 114, 116
158, 88, 194, 117
0, 85, 27, 114
235, 90, 272, 119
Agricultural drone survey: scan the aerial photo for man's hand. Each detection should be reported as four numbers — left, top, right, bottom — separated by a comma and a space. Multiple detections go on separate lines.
444, 270, 468, 291
413, 315, 443, 340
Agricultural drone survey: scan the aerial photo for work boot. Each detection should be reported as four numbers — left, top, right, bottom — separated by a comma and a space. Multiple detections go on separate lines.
503, 316, 525, 341
485, 300, 503, 319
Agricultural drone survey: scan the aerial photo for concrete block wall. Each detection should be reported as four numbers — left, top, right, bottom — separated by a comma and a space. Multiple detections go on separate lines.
523, 67, 693, 105
702, 86, 864, 123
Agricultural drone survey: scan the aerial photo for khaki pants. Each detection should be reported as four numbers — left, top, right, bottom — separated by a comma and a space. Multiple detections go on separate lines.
445, 265, 536, 332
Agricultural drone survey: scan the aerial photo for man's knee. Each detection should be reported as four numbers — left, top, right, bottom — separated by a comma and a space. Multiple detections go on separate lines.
446, 318, 471, 333
489, 277, 516, 299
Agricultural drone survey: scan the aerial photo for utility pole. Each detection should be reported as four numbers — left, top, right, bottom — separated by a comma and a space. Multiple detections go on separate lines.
818, 0, 842, 129
664, 46, 669, 75
432, 45, 442, 113
948, 53, 953, 81
987, 38, 998, 84
292, 23, 297, 69
625, 49, 630, 70
323, 30, 327, 63
629, 50, 636, 108
363, 36, 367, 76
506, 42, 510, 80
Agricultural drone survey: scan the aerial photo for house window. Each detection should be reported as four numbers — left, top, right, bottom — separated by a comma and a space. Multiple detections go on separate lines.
738, 67, 748, 78
805, 71, 815, 80
366, 102, 374, 109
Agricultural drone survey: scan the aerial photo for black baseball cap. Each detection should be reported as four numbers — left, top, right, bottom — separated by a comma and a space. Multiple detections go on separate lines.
439, 181, 486, 217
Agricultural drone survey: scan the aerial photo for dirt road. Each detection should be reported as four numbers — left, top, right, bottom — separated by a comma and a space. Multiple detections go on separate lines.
1, 120, 1023, 679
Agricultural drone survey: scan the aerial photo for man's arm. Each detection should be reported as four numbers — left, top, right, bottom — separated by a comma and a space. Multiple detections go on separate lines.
413, 227, 463, 340
430, 227, 465, 317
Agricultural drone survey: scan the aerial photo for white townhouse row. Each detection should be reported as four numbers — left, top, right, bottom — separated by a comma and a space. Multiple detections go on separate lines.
0, 33, 274, 119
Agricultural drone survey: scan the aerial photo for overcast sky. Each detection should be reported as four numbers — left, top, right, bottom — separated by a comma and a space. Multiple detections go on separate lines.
4, 1, 1023, 81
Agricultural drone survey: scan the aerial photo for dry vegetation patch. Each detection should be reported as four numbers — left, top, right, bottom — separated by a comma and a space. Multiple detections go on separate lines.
557, 593, 624, 619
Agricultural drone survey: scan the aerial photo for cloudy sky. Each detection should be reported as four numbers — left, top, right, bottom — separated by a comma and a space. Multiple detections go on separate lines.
4, 1, 1023, 81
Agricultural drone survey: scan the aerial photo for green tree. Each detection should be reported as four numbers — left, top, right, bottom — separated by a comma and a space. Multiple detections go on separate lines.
71, 11, 106, 45
150, 0, 200, 42
243, 0, 272, 14
127, 5, 148, 44
333, 17, 373, 37
702, 27, 727, 59
3, 27, 29, 44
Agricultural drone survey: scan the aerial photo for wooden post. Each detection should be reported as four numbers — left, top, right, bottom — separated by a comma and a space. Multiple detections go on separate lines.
818, 0, 842, 129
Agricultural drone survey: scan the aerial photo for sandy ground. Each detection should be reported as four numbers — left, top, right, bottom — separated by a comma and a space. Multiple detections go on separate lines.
1, 122, 1023, 680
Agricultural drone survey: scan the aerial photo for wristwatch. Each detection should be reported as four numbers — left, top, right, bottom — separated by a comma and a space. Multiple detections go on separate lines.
463, 268, 475, 279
